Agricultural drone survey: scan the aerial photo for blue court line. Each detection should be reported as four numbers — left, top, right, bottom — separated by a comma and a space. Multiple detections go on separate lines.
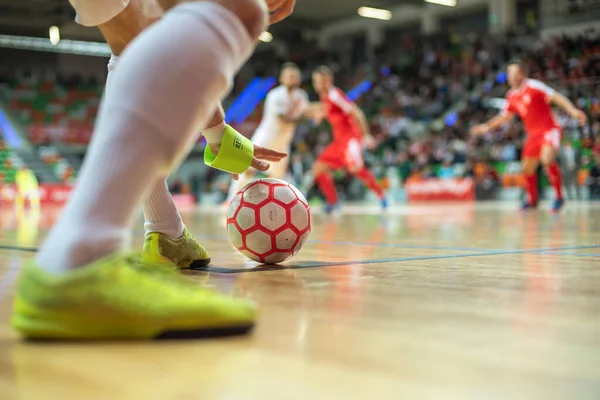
193, 243, 600, 274
184, 232, 486, 252
536, 251, 600, 257
1, 244, 598, 274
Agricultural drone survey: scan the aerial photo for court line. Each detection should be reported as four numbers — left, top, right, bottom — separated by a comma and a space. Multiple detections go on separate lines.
0, 245, 36, 253
200, 244, 600, 274
537, 251, 600, 257
184, 232, 486, 252
2, 243, 599, 274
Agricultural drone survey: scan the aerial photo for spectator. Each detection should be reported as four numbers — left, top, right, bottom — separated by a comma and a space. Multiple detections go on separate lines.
438, 160, 455, 180
589, 155, 600, 200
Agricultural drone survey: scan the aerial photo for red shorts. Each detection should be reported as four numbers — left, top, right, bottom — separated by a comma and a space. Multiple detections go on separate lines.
317, 138, 364, 171
522, 128, 562, 158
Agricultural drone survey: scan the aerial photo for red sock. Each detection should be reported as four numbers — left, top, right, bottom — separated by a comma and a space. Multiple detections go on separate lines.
355, 168, 384, 199
525, 174, 539, 204
315, 173, 338, 205
546, 163, 564, 200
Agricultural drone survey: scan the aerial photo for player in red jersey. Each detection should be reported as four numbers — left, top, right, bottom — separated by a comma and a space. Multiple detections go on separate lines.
311, 65, 387, 212
471, 61, 587, 212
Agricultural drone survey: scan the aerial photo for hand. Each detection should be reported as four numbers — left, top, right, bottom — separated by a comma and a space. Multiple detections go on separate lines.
363, 135, 377, 150
208, 143, 287, 180
470, 124, 488, 136
266, 0, 295, 24
572, 109, 588, 126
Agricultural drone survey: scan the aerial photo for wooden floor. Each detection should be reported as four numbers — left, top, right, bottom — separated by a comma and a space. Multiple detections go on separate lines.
0, 202, 599, 399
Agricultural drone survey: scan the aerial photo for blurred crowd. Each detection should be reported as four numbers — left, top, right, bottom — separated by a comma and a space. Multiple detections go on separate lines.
1, 27, 600, 199
281, 28, 600, 200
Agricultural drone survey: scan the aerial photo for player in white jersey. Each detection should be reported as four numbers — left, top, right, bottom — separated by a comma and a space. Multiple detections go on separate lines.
227, 62, 308, 200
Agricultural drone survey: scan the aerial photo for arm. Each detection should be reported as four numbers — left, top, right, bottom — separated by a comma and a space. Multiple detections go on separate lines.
278, 114, 300, 123
328, 89, 371, 137
280, 92, 313, 123
303, 102, 325, 124
350, 105, 371, 138
470, 112, 514, 136
550, 92, 588, 125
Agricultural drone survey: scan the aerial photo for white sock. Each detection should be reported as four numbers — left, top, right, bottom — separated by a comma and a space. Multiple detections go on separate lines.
36, 2, 255, 272
109, 54, 185, 240
143, 178, 184, 238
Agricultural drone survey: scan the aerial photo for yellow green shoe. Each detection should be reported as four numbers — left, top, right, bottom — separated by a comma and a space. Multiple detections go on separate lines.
11, 253, 255, 340
141, 227, 211, 269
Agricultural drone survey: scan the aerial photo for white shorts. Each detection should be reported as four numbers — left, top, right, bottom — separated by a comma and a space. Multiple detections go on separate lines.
68, 0, 163, 27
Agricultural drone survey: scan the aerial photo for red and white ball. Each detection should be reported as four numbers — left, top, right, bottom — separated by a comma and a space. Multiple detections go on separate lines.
227, 178, 311, 264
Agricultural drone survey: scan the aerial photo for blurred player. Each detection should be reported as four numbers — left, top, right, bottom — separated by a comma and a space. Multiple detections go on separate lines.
311, 66, 386, 212
11, 0, 295, 340
14, 165, 39, 210
227, 62, 308, 200
471, 61, 587, 212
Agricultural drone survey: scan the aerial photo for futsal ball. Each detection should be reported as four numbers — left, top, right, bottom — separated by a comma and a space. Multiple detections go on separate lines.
227, 178, 311, 264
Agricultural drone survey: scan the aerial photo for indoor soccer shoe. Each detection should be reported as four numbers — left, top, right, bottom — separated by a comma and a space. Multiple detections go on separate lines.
551, 198, 565, 213
381, 197, 389, 210
520, 201, 538, 211
141, 227, 211, 268
11, 253, 256, 340
324, 202, 340, 214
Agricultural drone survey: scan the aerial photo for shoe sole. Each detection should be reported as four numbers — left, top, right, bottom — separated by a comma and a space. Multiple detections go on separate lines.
17, 321, 254, 341
188, 257, 211, 269
156, 323, 253, 339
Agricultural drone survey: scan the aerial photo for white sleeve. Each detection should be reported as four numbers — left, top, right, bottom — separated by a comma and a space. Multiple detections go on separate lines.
328, 88, 354, 114
298, 90, 309, 113
527, 79, 556, 101
265, 90, 288, 116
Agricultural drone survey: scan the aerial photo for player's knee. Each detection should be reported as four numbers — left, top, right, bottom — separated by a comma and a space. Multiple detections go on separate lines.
207, 0, 267, 39
542, 152, 557, 166
313, 163, 325, 177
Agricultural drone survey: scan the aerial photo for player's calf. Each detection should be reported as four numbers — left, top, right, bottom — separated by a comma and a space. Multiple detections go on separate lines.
541, 144, 564, 206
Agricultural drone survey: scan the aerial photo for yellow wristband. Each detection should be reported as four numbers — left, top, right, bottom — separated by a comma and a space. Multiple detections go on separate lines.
204, 125, 254, 174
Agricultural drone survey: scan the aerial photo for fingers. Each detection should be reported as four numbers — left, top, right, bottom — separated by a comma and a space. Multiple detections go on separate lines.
254, 146, 287, 159
232, 174, 239, 181
265, 0, 287, 11
251, 158, 270, 171
269, 0, 295, 24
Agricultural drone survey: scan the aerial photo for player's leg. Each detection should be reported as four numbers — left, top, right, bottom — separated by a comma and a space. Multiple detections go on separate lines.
521, 157, 540, 209
35, 0, 264, 270
313, 149, 339, 212
28, 186, 40, 210
14, 188, 25, 210
521, 139, 541, 209
13, 0, 268, 339
100, 5, 211, 266
540, 129, 564, 212
345, 139, 387, 207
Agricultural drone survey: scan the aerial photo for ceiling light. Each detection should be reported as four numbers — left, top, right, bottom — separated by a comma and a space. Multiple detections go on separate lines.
259, 31, 273, 43
357, 6, 392, 20
49, 26, 60, 45
0, 34, 111, 57
424, 0, 457, 7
